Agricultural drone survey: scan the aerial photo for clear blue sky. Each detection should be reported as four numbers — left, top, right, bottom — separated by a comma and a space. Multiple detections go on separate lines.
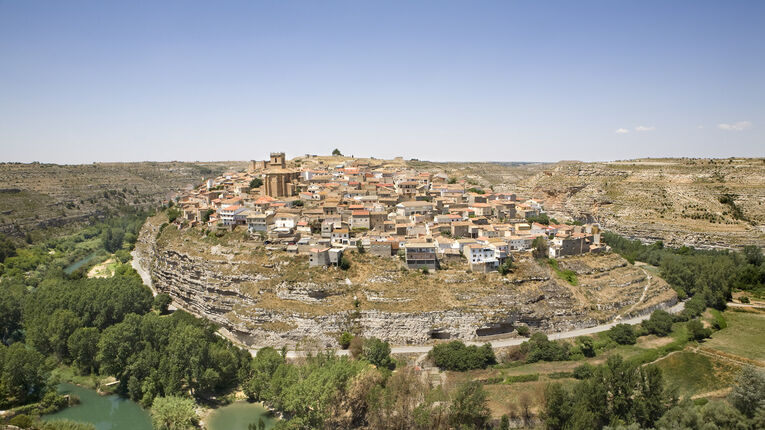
1, 0, 763, 163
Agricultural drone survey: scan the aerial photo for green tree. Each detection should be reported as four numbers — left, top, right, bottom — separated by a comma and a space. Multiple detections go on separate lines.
687, 319, 712, 341
0, 280, 24, 345
363, 337, 394, 370
201, 209, 215, 223
532, 236, 548, 258
0, 342, 49, 407
449, 381, 490, 429
642, 310, 674, 337
728, 366, 765, 418
523, 333, 570, 363
576, 336, 596, 357
338, 332, 353, 349
544, 383, 572, 430
150, 396, 198, 430
68, 327, 100, 374
47, 309, 82, 359
0, 234, 17, 263
249, 177, 263, 189
608, 323, 637, 345
430, 341, 496, 371
332, 148, 342, 156
339, 256, 351, 271
167, 207, 181, 223
154, 293, 172, 314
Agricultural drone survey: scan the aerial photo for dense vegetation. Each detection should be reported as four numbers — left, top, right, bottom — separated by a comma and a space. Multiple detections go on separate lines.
603, 232, 765, 305
429, 341, 496, 371
545, 356, 765, 429
3, 213, 763, 429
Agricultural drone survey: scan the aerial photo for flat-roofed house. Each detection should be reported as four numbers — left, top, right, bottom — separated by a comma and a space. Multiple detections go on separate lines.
309, 248, 330, 267
396, 201, 434, 217
246, 211, 272, 233
404, 242, 438, 270
331, 228, 350, 245
350, 210, 371, 230
465, 244, 499, 272
219, 205, 247, 226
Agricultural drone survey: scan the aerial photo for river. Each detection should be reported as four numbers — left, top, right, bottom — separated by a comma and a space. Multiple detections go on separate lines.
41, 383, 152, 430
64, 251, 103, 275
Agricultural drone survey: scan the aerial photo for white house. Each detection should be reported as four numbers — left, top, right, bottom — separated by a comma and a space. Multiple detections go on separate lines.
218, 205, 247, 226
273, 213, 298, 229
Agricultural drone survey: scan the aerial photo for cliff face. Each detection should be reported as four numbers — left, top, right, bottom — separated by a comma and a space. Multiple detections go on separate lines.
135, 215, 678, 348
522, 159, 765, 249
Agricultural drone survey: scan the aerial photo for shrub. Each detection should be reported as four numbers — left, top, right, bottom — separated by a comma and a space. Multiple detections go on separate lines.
516, 325, 530, 337
608, 323, 637, 345
40, 421, 96, 430
523, 333, 570, 363
338, 332, 353, 349
430, 341, 496, 371
740, 296, 750, 304
573, 363, 595, 380
506, 374, 539, 383
349, 336, 364, 359
339, 256, 351, 270
687, 319, 712, 341
9, 414, 33, 429
642, 310, 674, 337
363, 337, 394, 369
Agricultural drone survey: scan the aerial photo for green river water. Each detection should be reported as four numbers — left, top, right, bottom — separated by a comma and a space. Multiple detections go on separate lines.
42, 384, 276, 430
42, 383, 152, 430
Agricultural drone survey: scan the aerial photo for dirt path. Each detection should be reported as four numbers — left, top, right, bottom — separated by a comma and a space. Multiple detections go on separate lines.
614, 267, 652, 322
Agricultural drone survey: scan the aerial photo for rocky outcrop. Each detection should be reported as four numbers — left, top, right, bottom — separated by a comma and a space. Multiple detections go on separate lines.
134, 217, 679, 349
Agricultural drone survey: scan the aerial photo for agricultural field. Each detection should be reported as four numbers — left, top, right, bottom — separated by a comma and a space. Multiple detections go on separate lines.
703, 309, 765, 363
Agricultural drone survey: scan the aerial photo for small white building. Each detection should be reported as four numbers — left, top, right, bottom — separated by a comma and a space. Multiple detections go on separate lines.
273, 213, 298, 229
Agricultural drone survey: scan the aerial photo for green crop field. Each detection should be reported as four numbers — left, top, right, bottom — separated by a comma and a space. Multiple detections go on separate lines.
654, 351, 741, 398
704, 310, 765, 362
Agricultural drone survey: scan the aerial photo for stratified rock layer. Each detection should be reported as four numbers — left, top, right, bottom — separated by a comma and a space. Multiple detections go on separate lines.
135, 214, 677, 348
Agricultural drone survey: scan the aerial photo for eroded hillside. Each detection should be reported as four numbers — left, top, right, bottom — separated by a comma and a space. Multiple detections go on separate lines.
136, 213, 677, 348
409, 158, 765, 248
0, 161, 245, 239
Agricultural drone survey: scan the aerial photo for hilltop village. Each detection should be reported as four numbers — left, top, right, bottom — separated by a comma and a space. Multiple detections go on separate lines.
175, 152, 608, 272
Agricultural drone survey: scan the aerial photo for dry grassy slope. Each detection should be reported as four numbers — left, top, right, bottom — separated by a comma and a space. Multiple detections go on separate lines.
409, 158, 765, 248
0, 161, 246, 239
527, 158, 765, 248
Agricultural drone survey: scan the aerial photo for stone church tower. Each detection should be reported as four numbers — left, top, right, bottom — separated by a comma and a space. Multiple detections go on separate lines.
263, 152, 298, 197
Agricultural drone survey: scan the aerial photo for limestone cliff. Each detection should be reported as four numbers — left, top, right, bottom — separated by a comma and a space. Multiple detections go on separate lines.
135, 214, 677, 348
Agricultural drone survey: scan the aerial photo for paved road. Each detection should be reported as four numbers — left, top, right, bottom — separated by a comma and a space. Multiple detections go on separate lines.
385, 301, 686, 355
131, 250, 156, 296
248, 301, 686, 358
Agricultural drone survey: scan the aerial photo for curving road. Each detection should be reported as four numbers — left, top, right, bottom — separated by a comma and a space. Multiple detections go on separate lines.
385, 301, 685, 355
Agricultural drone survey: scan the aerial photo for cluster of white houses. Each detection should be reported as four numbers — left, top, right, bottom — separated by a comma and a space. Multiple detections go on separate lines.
176, 153, 607, 272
